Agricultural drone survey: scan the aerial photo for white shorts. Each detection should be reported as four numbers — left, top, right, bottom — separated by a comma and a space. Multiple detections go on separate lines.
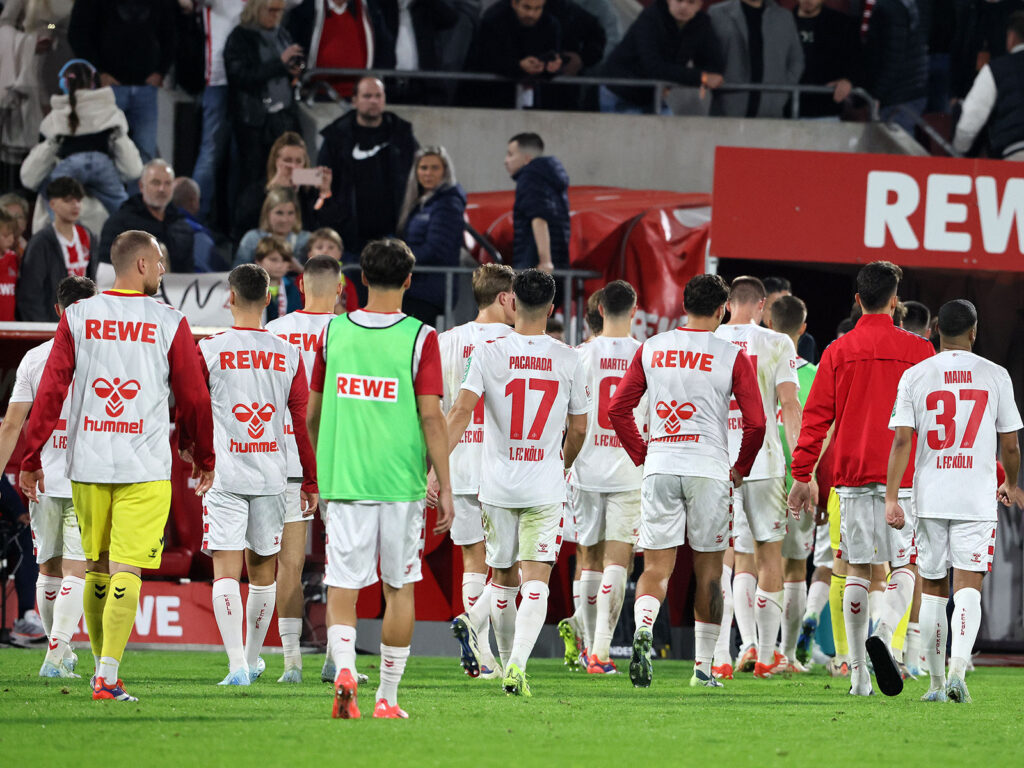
836, 485, 916, 567
732, 477, 788, 553
639, 474, 732, 553
481, 503, 563, 569
202, 489, 286, 557
450, 493, 485, 546
324, 500, 426, 589
29, 495, 84, 564
782, 505, 815, 560
812, 521, 833, 569
283, 482, 308, 525
916, 518, 996, 580
572, 488, 641, 547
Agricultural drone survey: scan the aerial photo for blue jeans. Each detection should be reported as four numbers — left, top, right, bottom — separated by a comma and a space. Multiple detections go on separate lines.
599, 85, 671, 116
881, 97, 927, 137
44, 151, 127, 215
113, 84, 158, 163
192, 85, 229, 219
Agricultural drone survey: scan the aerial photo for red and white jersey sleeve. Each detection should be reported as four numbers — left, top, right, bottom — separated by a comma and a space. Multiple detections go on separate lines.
199, 328, 303, 495
439, 320, 511, 495
890, 350, 1022, 522
266, 310, 334, 478
571, 336, 644, 492
460, 331, 591, 508
9, 340, 72, 498
715, 323, 798, 480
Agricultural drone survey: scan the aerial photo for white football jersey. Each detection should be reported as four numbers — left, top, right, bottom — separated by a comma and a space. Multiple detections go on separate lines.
460, 331, 591, 508
890, 350, 1022, 521
438, 320, 511, 494
639, 328, 744, 481
572, 336, 644, 492
9, 340, 72, 498
715, 323, 798, 480
199, 328, 304, 495
265, 310, 334, 478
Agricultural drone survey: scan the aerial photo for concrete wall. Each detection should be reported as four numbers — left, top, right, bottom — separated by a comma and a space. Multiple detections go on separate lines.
299, 103, 925, 195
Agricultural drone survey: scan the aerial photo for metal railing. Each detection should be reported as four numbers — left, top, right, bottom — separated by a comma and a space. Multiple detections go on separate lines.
890, 104, 962, 158
302, 67, 879, 120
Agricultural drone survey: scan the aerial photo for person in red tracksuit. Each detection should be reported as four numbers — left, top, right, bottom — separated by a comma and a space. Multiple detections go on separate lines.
788, 261, 933, 698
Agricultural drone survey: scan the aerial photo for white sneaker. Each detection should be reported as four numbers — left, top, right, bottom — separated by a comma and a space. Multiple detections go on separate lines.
39, 659, 78, 678
278, 666, 302, 683
921, 687, 948, 702
11, 610, 45, 645
321, 656, 336, 683
218, 667, 251, 686
248, 657, 266, 682
848, 666, 874, 696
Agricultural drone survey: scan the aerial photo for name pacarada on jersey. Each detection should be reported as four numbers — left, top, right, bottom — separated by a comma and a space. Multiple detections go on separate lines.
510, 355, 553, 371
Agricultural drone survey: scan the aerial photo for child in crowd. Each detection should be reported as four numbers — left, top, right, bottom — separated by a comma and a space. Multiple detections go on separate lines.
235, 187, 310, 267
306, 227, 359, 313
0, 210, 19, 320
254, 236, 302, 322
0, 194, 30, 257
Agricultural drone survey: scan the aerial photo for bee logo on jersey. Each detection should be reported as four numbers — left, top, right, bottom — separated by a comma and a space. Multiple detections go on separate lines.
232, 402, 277, 439
92, 377, 141, 417
655, 400, 696, 435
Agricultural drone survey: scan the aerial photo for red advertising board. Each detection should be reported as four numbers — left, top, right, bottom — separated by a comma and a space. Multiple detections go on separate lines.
711, 147, 1024, 271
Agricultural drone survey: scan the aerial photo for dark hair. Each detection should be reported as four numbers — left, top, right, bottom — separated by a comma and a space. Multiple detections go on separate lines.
57, 275, 96, 308
937, 299, 977, 338
229, 263, 270, 304
46, 176, 85, 201
770, 294, 807, 336
586, 290, 603, 336
901, 300, 931, 333
728, 276, 766, 306
762, 276, 791, 295
684, 274, 730, 317
472, 263, 515, 308
600, 280, 637, 317
836, 316, 856, 337
1009, 10, 1024, 39
509, 132, 544, 154
856, 261, 902, 311
361, 238, 415, 288
303, 254, 341, 280
62, 60, 97, 135
546, 316, 564, 334
514, 268, 556, 310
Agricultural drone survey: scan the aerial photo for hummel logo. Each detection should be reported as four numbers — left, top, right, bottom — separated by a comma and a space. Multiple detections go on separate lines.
850, 601, 862, 614
60, 586, 72, 596
528, 592, 540, 600
45, 590, 57, 601
384, 660, 395, 668
587, 596, 597, 605
756, 597, 767, 609
114, 586, 126, 600
48, 638, 58, 651
94, 586, 107, 598
467, 596, 478, 606
496, 600, 509, 609
601, 586, 612, 595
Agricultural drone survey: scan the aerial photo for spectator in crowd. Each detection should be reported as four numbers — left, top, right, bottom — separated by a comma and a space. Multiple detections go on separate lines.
600, 0, 724, 114
318, 77, 419, 259
762, 275, 817, 362
254, 234, 302, 320
542, 0, 607, 109
0, 193, 30, 257
861, 0, 929, 134
900, 300, 931, 337
0, 476, 43, 644
396, 146, 467, 324
0, 209, 18, 320
235, 186, 311, 266
709, 0, 804, 118
954, 11, 1024, 158
576, 0, 623, 59
926, 0, 956, 113
20, 59, 143, 217
98, 159, 195, 271
307, 227, 360, 311
793, 0, 863, 119
16, 177, 97, 321
172, 177, 224, 272
545, 315, 565, 340
232, 131, 332, 244
68, 0, 178, 162
951, 0, 1024, 101
505, 132, 570, 273
0, 0, 76, 126
436, 0, 484, 103
286, 0, 395, 100
378, 0, 460, 104
223, 0, 304, 192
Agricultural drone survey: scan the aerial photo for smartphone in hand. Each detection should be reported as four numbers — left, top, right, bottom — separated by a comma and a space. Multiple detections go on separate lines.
292, 168, 323, 186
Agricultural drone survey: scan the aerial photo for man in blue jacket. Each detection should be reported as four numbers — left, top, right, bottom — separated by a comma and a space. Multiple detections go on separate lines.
504, 133, 570, 273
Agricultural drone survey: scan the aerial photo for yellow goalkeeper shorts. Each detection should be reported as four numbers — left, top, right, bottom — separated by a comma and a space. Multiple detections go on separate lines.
71, 480, 172, 568
828, 487, 841, 551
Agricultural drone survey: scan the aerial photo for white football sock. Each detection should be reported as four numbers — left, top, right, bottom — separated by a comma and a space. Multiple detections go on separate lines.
781, 581, 807, 661
868, 587, 885, 632
490, 583, 519, 665
36, 574, 62, 638
844, 576, 871, 677
376, 644, 409, 706
919, 593, 947, 688
950, 587, 981, 674
278, 617, 302, 670
44, 575, 85, 666
462, 572, 488, 629
634, 593, 661, 632
754, 588, 783, 664
714, 565, 734, 665
244, 582, 277, 670
579, 569, 602, 653
905, 621, 921, 670
805, 580, 830, 621
879, 567, 915, 640
97, 656, 119, 684
733, 571, 758, 649
212, 578, 246, 672
592, 565, 627, 661
508, 581, 549, 670
328, 624, 357, 674
571, 578, 582, 619
693, 621, 719, 677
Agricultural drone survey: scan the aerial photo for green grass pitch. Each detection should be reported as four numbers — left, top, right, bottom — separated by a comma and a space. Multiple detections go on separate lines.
2, 648, 1022, 767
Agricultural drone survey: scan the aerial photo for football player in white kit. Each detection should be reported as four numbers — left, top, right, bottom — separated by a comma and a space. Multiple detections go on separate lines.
197, 264, 318, 685
714, 277, 802, 678
0, 276, 96, 678
436, 264, 515, 680
609, 274, 766, 689
886, 300, 1023, 703
265, 255, 342, 682
446, 269, 591, 697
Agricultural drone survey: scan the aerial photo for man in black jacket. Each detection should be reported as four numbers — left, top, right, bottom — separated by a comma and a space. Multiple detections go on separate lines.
68, 0, 177, 162
317, 78, 419, 260
377, 0, 460, 104
794, 0, 863, 118
863, 0, 929, 133
504, 133, 570, 273
98, 160, 195, 272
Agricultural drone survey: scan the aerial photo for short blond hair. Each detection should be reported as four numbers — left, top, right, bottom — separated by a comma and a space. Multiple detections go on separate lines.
472, 263, 515, 309
254, 235, 293, 263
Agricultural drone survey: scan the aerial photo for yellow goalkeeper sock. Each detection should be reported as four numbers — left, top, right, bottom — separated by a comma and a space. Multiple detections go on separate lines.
830, 574, 848, 658
83, 572, 110, 663
101, 572, 142, 664
891, 578, 912, 652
